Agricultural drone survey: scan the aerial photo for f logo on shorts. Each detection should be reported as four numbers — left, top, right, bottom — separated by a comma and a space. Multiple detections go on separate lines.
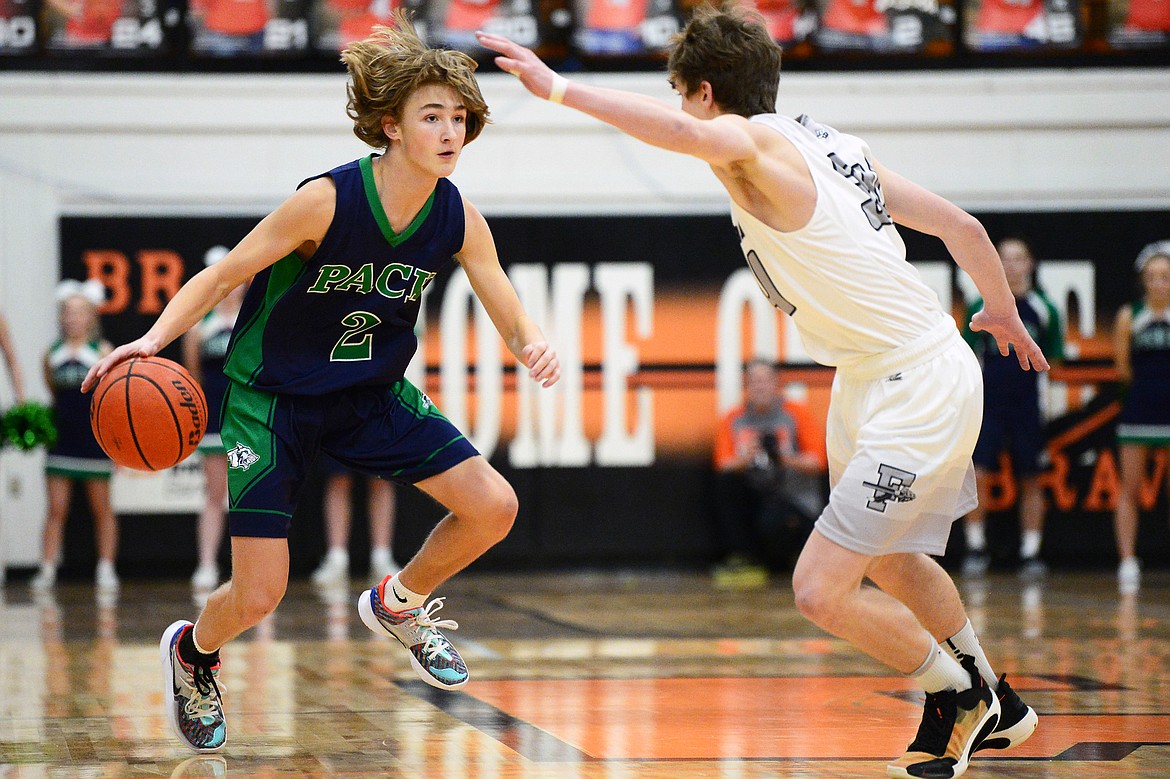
863, 463, 917, 512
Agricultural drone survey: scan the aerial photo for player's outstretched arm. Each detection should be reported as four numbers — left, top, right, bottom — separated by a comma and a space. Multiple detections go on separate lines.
456, 198, 559, 388
81, 179, 336, 392
474, 31, 755, 168
875, 161, 1049, 372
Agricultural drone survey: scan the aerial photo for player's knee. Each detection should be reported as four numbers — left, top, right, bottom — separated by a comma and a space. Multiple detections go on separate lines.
232, 580, 285, 625
792, 574, 842, 631
476, 481, 518, 543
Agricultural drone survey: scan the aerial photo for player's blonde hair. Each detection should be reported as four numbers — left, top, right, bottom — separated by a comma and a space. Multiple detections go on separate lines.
341, 12, 490, 149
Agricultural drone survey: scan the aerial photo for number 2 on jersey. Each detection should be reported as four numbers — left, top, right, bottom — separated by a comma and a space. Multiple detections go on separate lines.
331, 311, 381, 361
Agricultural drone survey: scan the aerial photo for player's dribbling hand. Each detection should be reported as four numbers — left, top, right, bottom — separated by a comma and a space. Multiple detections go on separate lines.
474, 31, 559, 102
522, 343, 560, 388
81, 337, 162, 393
969, 308, 1050, 372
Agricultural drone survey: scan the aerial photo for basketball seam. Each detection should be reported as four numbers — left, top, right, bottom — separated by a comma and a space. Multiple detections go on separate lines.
147, 359, 209, 452
124, 358, 156, 470
128, 365, 189, 470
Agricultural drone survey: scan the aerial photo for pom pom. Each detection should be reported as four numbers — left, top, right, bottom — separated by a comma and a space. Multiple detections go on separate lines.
1, 402, 58, 450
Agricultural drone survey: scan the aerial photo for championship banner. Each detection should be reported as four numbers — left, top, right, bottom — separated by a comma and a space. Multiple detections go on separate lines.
59, 209, 1170, 563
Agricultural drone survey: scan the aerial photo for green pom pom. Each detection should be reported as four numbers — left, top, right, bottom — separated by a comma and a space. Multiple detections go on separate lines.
2, 402, 58, 451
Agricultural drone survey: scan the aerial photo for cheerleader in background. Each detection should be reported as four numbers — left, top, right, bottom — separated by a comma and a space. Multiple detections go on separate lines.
31, 279, 118, 593
183, 246, 247, 592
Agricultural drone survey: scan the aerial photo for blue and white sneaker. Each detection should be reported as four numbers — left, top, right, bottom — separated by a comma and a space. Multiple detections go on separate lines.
160, 620, 226, 752
358, 577, 468, 690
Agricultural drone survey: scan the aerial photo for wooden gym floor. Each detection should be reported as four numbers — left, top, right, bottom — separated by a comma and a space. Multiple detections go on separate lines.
1, 569, 1168, 778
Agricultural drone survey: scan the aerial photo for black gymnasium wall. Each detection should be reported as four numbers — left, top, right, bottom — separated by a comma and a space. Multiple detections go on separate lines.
53, 209, 1170, 578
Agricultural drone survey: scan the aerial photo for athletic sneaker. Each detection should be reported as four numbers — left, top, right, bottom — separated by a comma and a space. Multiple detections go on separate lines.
369, 548, 402, 580
29, 565, 57, 592
1017, 556, 1048, 580
312, 548, 350, 585
978, 674, 1038, 752
95, 560, 119, 593
190, 564, 219, 591
887, 656, 1000, 779
160, 620, 226, 752
1118, 557, 1141, 594
357, 578, 468, 690
961, 552, 989, 577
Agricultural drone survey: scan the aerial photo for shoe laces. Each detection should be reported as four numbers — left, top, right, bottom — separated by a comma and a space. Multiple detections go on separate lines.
908, 691, 955, 755
185, 660, 225, 721
411, 598, 460, 659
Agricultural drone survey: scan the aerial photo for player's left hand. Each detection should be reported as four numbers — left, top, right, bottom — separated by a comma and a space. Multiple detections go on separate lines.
970, 308, 1050, 371
474, 31, 559, 102
522, 342, 560, 388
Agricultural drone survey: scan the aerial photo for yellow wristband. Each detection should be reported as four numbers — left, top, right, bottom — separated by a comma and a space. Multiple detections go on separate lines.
548, 74, 569, 105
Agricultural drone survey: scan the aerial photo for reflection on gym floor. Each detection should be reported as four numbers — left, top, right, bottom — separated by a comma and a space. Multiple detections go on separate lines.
1, 570, 1168, 778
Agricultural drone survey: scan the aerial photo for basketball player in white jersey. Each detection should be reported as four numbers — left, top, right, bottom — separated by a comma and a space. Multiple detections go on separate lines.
479, 8, 1046, 778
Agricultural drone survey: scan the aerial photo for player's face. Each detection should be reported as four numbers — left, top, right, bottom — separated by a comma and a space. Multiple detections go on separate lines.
387, 84, 468, 177
745, 363, 779, 408
61, 296, 95, 340
1141, 255, 1170, 304
998, 240, 1034, 296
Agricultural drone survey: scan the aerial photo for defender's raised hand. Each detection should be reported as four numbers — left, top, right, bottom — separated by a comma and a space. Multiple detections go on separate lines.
474, 32, 564, 103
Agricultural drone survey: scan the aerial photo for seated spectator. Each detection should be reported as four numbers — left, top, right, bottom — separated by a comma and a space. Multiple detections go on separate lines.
711, 358, 826, 587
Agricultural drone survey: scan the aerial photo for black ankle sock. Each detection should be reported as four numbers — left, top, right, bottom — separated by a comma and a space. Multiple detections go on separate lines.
178, 626, 219, 665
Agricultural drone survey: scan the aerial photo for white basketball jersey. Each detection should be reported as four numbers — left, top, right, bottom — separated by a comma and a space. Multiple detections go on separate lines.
730, 113, 949, 371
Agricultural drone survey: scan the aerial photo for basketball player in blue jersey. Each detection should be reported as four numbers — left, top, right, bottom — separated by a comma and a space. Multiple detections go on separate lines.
480, 9, 1046, 778
82, 12, 559, 753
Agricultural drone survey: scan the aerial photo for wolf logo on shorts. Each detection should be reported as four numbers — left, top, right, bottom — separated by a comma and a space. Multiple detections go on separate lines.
863, 463, 918, 511
227, 442, 260, 471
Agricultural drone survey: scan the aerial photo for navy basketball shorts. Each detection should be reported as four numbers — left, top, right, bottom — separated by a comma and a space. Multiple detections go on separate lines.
220, 379, 479, 538
972, 396, 1043, 475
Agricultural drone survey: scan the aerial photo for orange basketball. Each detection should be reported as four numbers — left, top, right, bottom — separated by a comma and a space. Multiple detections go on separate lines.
90, 356, 208, 471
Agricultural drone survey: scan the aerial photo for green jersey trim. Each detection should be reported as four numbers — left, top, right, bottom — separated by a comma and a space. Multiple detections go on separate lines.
359, 155, 436, 248
224, 253, 309, 386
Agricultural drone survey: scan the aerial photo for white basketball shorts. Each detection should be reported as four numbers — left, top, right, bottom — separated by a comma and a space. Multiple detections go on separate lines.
814, 330, 983, 557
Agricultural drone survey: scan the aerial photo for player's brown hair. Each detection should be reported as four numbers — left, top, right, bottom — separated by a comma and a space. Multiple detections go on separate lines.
667, 4, 782, 118
341, 11, 490, 149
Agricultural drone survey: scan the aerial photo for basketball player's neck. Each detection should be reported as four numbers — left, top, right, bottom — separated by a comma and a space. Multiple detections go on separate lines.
374, 149, 439, 232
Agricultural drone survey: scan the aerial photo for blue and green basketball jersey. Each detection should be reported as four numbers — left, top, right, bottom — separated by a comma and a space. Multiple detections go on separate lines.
224, 155, 464, 395
962, 288, 1064, 400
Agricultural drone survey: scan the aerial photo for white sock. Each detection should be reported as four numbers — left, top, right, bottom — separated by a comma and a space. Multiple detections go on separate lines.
943, 619, 998, 689
191, 623, 217, 656
912, 640, 972, 693
324, 547, 348, 565
1020, 530, 1042, 560
965, 522, 986, 552
382, 573, 427, 611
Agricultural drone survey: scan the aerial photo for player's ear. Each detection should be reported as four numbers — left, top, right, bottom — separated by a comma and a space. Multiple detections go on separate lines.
700, 81, 715, 109
382, 115, 400, 143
